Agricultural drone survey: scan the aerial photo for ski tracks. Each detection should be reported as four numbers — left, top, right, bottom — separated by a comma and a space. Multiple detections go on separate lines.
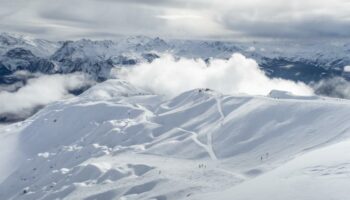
175, 95, 225, 161
177, 128, 217, 160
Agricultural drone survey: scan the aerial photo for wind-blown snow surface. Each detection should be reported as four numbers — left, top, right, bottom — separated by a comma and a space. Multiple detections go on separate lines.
1, 79, 350, 200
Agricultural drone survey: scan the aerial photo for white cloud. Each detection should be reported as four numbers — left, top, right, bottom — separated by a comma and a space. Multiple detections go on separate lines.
344, 66, 350, 72
119, 53, 313, 97
313, 77, 350, 99
0, 73, 93, 119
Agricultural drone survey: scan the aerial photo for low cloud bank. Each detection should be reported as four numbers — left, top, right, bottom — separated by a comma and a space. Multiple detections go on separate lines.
0, 73, 93, 121
120, 53, 313, 97
313, 77, 350, 99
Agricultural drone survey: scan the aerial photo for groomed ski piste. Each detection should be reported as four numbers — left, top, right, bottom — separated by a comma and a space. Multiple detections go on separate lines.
1, 78, 350, 200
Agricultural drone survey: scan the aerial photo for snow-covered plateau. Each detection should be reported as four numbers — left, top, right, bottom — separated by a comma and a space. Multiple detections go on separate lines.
1, 79, 350, 200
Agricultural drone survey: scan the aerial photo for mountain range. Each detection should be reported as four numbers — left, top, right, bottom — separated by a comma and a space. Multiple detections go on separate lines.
1, 32, 350, 85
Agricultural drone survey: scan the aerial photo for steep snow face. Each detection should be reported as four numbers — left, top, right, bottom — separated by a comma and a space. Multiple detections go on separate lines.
1, 79, 350, 200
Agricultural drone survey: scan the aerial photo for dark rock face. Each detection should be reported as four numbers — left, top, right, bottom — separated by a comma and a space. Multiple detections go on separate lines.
5, 48, 35, 59
0, 48, 56, 85
0, 48, 55, 74
0, 63, 13, 84
142, 53, 160, 62
112, 55, 137, 65
0, 62, 12, 75
51, 40, 115, 80
260, 58, 345, 83
50, 41, 75, 62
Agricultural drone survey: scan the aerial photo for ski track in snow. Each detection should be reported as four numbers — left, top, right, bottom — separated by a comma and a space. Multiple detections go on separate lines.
176, 127, 217, 160
177, 94, 225, 161
215, 95, 225, 122
206, 94, 226, 161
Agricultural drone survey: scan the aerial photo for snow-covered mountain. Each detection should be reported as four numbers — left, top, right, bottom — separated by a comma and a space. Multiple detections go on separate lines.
1, 32, 350, 84
0, 48, 55, 78
0, 33, 60, 57
1, 79, 350, 200
45, 37, 350, 83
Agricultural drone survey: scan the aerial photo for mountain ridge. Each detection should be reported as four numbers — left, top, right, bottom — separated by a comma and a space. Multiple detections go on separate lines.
1, 79, 350, 199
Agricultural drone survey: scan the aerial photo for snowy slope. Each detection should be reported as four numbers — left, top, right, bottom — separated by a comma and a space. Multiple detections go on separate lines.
199, 139, 350, 200
1, 79, 350, 199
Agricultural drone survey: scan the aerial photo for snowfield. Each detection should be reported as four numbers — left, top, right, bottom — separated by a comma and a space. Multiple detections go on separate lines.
1, 79, 350, 200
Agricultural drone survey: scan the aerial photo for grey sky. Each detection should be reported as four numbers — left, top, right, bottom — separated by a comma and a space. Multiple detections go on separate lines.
0, 0, 349, 40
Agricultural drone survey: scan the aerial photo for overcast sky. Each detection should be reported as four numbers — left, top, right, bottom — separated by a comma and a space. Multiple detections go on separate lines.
1, 0, 350, 40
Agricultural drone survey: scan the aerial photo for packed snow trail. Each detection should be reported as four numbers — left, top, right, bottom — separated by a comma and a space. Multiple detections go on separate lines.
204, 94, 226, 161
196, 94, 225, 161
177, 128, 217, 160
215, 95, 225, 122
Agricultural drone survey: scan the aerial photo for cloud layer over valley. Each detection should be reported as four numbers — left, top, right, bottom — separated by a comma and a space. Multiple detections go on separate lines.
0, 73, 93, 122
120, 53, 313, 97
